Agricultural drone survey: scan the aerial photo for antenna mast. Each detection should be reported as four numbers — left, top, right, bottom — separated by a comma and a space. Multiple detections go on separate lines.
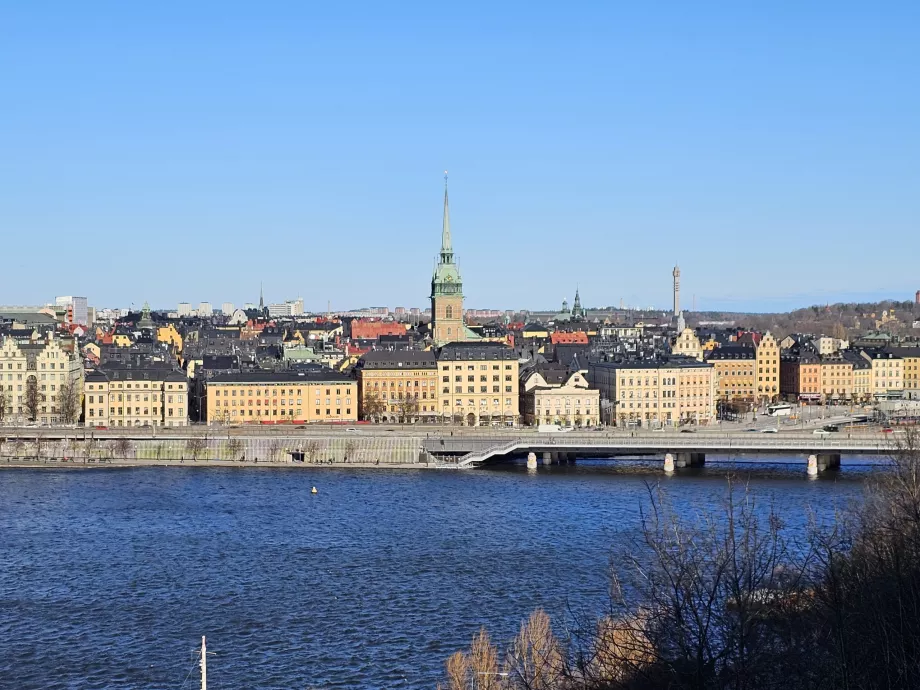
200, 636, 207, 690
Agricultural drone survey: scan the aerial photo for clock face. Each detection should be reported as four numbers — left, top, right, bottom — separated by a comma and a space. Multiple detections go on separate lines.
446, 276, 453, 282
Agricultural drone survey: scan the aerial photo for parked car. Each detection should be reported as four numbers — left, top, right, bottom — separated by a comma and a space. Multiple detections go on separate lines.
760, 428, 779, 433
680, 428, 696, 434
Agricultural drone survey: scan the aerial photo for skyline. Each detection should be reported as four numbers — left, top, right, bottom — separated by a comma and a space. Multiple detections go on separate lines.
2, 2, 918, 311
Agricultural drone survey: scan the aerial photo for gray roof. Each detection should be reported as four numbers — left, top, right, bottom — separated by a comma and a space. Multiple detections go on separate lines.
357, 350, 437, 369
209, 370, 353, 384
437, 342, 517, 361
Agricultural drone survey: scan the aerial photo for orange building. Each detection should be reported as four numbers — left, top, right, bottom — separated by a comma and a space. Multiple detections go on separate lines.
550, 331, 589, 345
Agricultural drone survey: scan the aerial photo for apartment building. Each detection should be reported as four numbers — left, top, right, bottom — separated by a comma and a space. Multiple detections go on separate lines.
588, 357, 716, 427
819, 354, 854, 402
707, 346, 756, 402
755, 332, 781, 403
0, 333, 84, 424
84, 364, 188, 427
892, 347, 920, 400
206, 370, 357, 424
861, 350, 903, 399
354, 350, 439, 422
520, 364, 599, 427
435, 342, 519, 425
779, 350, 821, 403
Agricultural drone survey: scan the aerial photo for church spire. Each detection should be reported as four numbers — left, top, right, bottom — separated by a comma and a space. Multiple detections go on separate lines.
259, 282, 264, 311
440, 171, 452, 261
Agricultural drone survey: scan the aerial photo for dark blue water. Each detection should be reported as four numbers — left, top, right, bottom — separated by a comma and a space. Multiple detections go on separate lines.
0, 459, 869, 689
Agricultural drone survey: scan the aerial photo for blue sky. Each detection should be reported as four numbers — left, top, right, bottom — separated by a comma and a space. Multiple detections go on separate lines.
2, 2, 918, 313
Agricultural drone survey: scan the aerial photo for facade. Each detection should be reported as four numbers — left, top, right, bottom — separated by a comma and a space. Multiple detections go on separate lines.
755, 332, 781, 403
0, 333, 84, 424
893, 347, 920, 400
520, 365, 599, 427
707, 346, 756, 402
430, 177, 478, 346
436, 342, 519, 425
350, 319, 407, 340
588, 358, 716, 427
843, 352, 873, 402
84, 365, 188, 427
818, 354, 854, 402
779, 350, 821, 403
354, 350, 439, 422
861, 350, 903, 399
671, 328, 703, 361
206, 370, 357, 424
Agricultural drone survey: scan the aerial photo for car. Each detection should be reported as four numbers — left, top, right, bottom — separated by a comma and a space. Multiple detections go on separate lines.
745, 428, 759, 432
760, 428, 779, 433
881, 427, 894, 433
813, 429, 831, 435
680, 428, 696, 434
346, 428, 359, 433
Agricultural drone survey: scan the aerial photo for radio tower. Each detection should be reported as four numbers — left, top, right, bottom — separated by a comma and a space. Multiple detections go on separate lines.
672, 265, 681, 317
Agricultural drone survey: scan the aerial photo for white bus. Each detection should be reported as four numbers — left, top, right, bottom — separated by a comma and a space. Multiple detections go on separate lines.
766, 403, 793, 417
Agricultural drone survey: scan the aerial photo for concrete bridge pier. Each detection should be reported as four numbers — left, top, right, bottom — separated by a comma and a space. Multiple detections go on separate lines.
674, 452, 689, 468
542, 451, 553, 466
526, 452, 538, 470
807, 455, 819, 477
812, 453, 841, 472
566, 452, 576, 464
664, 453, 675, 474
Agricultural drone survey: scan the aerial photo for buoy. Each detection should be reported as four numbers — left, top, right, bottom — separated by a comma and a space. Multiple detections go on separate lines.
311, 486, 318, 494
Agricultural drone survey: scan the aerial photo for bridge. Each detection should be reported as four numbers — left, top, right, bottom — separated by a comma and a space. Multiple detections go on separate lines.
420, 431, 900, 473
0, 424, 904, 474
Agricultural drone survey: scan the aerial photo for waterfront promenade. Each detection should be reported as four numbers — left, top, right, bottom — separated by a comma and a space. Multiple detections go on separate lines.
0, 423, 902, 472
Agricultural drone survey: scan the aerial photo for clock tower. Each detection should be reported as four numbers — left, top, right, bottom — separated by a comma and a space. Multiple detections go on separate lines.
431, 174, 466, 346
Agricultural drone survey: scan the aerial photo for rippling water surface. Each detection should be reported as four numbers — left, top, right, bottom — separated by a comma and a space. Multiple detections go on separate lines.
0, 458, 870, 689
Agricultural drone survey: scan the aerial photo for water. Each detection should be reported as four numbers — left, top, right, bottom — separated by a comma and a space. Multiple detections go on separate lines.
0, 458, 871, 689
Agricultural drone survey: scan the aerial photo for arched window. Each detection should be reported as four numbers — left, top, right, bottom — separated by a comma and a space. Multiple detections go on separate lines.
447, 328, 452, 336
446, 305, 453, 319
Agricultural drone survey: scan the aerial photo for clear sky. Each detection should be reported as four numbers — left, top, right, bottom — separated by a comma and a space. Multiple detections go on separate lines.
2, 2, 918, 313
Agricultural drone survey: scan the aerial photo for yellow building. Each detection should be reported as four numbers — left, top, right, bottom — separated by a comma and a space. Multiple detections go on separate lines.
588, 358, 716, 427
892, 347, 920, 400
0, 333, 84, 424
818, 355, 853, 402
84, 365, 188, 427
355, 350, 439, 422
671, 328, 703, 361
206, 371, 357, 425
157, 324, 183, 352
861, 350, 903, 399
520, 365, 599, 427
436, 342, 519, 425
755, 332, 780, 403
705, 346, 756, 402
847, 354, 873, 403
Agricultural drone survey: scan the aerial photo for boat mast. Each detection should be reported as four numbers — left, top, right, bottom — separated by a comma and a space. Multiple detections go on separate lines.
200, 636, 207, 690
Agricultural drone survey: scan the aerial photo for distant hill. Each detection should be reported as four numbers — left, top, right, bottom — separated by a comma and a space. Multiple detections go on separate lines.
685, 300, 920, 340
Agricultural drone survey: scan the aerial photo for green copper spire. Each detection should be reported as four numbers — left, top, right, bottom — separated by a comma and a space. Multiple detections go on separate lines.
431, 172, 462, 298
440, 171, 453, 262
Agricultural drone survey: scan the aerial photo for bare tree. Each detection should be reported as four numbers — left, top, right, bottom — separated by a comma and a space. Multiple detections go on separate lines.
186, 436, 207, 461
0, 388, 9, 424
24, 376, 41, 422
397, 396, 420, 424
113, 438, 132, 459
305, 440, 322, 464
267, 439, 282, 463
344, 440, 358, 463
226, 437, 244, 461
57, 380, 80, 425
362, 390, 386, 422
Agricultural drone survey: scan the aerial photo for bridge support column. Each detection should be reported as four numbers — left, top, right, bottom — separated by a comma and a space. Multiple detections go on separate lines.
689, 452, 706, 467
664, 453, 675, 474
807, 455, 819, 477
526, 452, 537, 470
542, 451, 553, 466
675, 452, 690, 468
566, 452, 576, 464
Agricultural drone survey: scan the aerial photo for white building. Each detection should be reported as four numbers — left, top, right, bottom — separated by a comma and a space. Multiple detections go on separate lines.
221, 302, 235, 316
268, 298, 304, 317
54, 296, 89, 325
198, 302, 213, 317
177, 303, 193, 317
